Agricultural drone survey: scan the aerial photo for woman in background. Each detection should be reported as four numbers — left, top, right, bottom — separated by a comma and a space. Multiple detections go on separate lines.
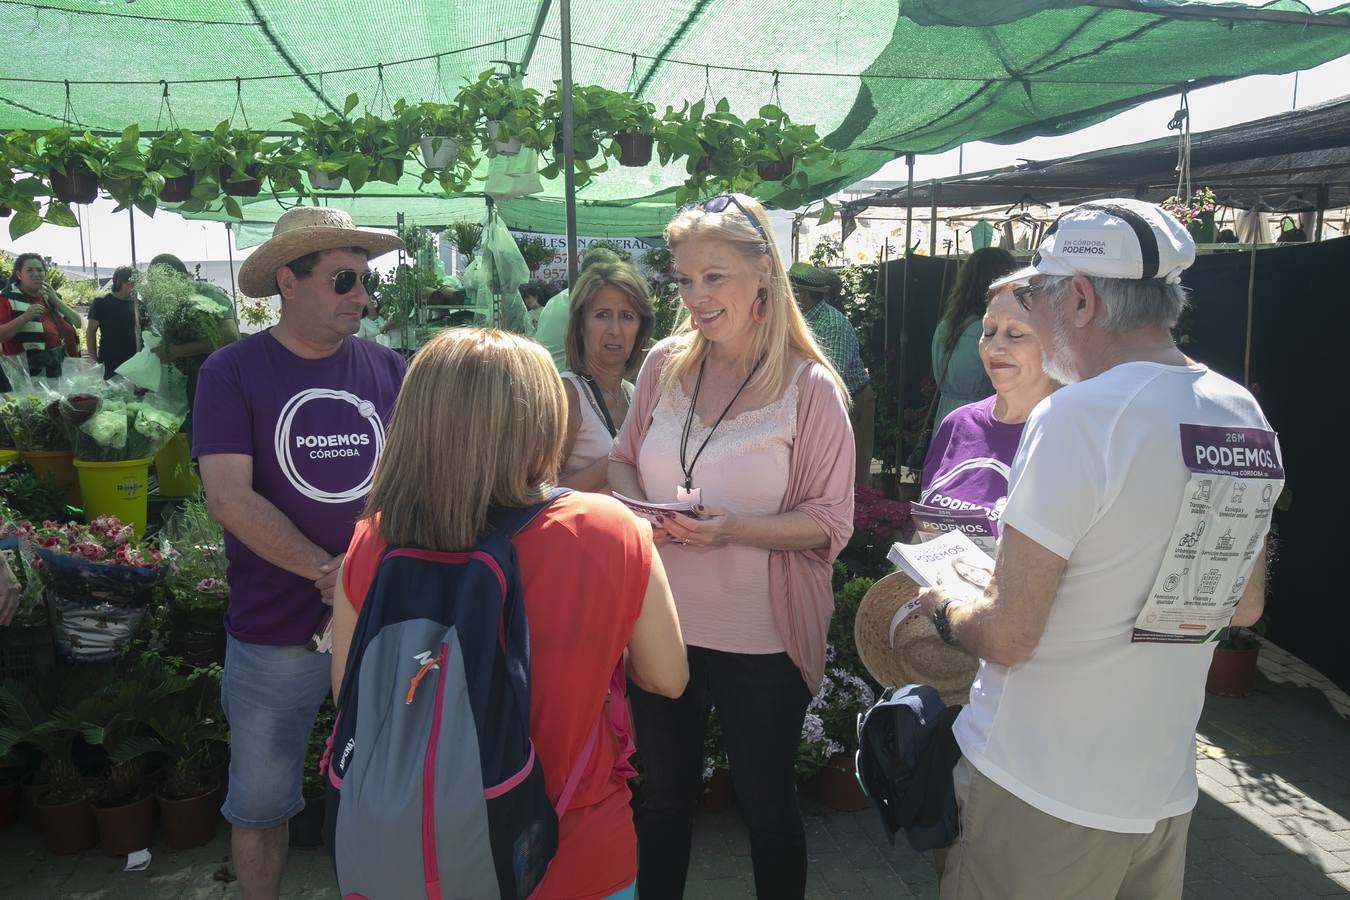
929, 247, 1016, 425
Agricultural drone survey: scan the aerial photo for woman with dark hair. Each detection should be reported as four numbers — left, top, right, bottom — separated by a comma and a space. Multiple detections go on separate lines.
1, 252, 80, 379
930, 247, 1016, 424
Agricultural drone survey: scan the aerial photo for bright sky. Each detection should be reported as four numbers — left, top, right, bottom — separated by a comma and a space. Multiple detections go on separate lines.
4, 0, 1347, 273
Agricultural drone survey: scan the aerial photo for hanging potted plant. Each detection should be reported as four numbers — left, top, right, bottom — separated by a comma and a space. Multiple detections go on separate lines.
146, 129, 201, 203
415, 100, 470, 171
514, 234, 555, 275
101, 124, 164, 217
660, 99, 753, 206
458, 69, 548, 157
605, 91, 659, 167
352, 101, 419, 186
1163, 187, 1218, 243
38, 128, 108, 205
747, 105, 829, 184
206, 122, 268, 197
539, 84, 612, 188
287, 93, 363, 192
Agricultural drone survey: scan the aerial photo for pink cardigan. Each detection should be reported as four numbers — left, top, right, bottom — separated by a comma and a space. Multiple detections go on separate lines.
610, 339, 856, 691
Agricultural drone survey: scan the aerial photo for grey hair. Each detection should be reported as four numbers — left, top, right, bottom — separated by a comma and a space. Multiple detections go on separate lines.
1043, 275, 1189, 333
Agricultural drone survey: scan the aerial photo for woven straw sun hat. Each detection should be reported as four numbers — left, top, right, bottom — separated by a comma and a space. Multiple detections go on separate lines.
854, 571, 980, 706
237, 207, 404, 298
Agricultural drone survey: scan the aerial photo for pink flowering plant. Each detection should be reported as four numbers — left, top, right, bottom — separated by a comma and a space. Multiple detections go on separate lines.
841, 484, 913, 578
795, 645, 876, 780
160, 497, 228, 619
1162, 187, 1217, 227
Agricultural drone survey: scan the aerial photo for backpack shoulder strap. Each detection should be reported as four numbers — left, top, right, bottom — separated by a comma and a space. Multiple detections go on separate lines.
484, 487, 573, 545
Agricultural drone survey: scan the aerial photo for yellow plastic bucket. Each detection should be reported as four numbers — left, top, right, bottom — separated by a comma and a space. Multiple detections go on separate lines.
0, 449, 19, 467
21, 449, 82, 508
73, 457, 153, 535
153, 432, 200, 497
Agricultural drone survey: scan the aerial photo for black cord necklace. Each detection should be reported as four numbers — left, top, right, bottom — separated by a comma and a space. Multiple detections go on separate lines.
679, 355, 761, 491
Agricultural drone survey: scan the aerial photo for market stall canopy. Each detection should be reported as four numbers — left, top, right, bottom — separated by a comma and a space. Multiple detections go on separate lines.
843, 95, 1350, 215
6, 0, 1350, 217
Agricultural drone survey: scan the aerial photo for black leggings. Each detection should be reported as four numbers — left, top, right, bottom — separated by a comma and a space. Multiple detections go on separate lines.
630, 645, 812, 900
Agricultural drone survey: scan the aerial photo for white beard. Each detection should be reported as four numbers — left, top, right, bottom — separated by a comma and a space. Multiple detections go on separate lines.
1041, 304, 1081, 385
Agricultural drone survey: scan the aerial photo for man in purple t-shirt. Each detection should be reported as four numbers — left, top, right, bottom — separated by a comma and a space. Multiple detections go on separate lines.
193, 208, 404, 899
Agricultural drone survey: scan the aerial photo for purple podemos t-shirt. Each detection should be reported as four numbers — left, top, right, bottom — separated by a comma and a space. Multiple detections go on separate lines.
919, 395, 1025, 530
192, 331, 405, 645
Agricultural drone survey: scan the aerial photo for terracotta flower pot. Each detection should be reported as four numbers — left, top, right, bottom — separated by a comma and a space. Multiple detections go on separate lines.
1206, 645, 1260, 697
756, 157, 794, 182
615, 132, 654, 167
94, 792, 155, 856
158, 174, 195, 203
699, 768, 735, 813
288, 794, 325, 848
20, 773, 49, 832
219, 165, 262, 197
20, 449, 82, 507
816, 751, 869, 812
158, 785, 218, 849
36, 793, 97, 855
49, 165, 99, 204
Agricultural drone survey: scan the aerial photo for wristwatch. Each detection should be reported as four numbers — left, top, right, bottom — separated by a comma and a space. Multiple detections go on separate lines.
932, 598, 959, 646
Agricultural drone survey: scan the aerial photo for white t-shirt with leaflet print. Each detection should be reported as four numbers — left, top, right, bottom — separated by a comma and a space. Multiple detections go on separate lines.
952, 361, 1279, 833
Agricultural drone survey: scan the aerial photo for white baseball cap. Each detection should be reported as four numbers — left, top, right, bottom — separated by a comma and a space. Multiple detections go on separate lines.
991, 198, 1196, 291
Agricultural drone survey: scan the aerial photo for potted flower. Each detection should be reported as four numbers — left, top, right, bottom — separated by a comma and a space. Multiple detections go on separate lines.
287, 93, 363, 191
16, 515, 168, 661
445, 221, 483, 261
1162, 187, 1218, 243
699, 712, 733, 812
37, 128, 108, 204
162, 497, 229, 667
146, 129, 201, 202
146, 663, 228, 850
802, 646, 875, 811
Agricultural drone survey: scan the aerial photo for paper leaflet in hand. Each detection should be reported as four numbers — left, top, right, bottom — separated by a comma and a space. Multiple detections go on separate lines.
613, 489, 704, 527
887, 530, 994, 604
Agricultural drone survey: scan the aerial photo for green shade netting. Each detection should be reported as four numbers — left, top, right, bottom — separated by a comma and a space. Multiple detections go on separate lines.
5, 0, 1347, 231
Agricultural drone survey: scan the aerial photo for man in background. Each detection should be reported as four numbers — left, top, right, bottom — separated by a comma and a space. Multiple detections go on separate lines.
86, 265, 144, 378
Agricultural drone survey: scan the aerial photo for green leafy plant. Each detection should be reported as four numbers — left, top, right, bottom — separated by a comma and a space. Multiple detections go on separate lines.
353, 99, 419, 186
100, 125, 163, 216
303, 703, 336, 797
456, 70, 549, 153
0, 681, 107, 805
414, 101, 476, 193
38, 128, 109, 183
146, 129, 200, 181
514, 234, 554, 273
445, 221, 483, 260
144, 662, 228, 799
287, 93, 363, 189
0, 463, 69, 522
161, 496, 228, 620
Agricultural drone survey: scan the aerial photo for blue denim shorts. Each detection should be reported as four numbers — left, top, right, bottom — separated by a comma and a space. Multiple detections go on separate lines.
220, 634, 332, 829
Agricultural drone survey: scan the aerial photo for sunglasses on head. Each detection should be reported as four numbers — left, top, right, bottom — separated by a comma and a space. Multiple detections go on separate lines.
688, 194, 771, 244
1011, 282, 1039, 312
329, 269, 380, 296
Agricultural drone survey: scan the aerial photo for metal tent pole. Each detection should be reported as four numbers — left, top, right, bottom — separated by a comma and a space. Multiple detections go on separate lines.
225, 223, 239, 321
75, 206, 87, 273
897, 152, 915, 476
1243, 245, 1257, 385
559, 0, 579, 285
128, 208, 137, 267
929, 182, 938, 257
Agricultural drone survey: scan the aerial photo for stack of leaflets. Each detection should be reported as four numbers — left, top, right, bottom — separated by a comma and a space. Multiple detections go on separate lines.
612, 491, 704, 528
887, 530, 995, 603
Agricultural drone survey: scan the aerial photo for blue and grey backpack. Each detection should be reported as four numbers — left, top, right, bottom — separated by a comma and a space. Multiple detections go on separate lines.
323, 489, 601, 899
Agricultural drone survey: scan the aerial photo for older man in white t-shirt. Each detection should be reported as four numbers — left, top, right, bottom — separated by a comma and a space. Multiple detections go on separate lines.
918, 199, 1285, 900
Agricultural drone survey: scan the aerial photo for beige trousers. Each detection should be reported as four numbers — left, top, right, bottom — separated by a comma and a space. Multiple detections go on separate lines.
939, 759, 1192, 900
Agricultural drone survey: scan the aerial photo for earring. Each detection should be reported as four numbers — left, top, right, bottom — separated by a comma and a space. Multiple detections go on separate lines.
752, 287, 769, 323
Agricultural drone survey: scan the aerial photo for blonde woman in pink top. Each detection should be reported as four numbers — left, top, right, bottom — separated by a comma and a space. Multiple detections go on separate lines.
609, 193, 855, 900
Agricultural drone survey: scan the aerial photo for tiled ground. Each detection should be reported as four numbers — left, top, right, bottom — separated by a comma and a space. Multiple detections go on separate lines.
3, 642, 1348, 899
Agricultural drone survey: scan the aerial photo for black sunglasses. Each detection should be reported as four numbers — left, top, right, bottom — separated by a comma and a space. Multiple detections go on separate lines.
329, 269, 380, 296
688, 195, 771, 244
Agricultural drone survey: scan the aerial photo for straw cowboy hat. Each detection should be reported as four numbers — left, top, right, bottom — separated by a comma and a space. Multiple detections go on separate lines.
854, 572, 980, 706
237, 207, 404, 298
